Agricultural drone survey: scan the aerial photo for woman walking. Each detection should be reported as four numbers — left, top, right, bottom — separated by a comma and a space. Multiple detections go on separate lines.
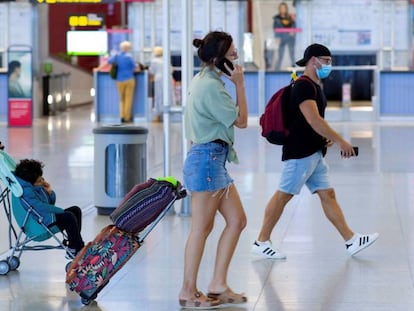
178, 31, 248, 309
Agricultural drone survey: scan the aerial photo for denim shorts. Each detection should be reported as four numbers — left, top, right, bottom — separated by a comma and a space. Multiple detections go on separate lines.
183, 142, 233, 192
279, 151, 331, 195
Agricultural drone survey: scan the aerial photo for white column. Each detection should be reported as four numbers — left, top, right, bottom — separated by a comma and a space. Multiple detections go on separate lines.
179, 0, 193, 216
162, 0, 171, 178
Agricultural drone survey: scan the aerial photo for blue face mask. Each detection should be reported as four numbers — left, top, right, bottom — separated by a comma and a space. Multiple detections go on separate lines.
316, 61, 332, 79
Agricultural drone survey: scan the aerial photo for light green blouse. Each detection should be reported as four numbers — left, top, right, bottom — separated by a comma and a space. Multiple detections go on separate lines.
184, 66, 239, 163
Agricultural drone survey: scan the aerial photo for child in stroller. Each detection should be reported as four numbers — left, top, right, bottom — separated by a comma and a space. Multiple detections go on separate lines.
14, 159, 85, 257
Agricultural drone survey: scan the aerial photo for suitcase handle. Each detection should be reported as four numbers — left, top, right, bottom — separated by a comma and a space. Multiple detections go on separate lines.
137, 195, 178, 244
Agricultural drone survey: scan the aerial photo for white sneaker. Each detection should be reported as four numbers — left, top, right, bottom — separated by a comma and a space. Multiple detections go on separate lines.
346, 232, 379, 256
251, 240, 286, 259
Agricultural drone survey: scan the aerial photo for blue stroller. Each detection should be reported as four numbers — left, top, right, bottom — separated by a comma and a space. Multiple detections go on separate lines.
0, 151, 74, 275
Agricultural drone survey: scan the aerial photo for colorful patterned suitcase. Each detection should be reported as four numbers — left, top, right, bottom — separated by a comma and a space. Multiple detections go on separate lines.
110, 177, 186, 234
66, 177, 186, 305
66, 225, 140, 304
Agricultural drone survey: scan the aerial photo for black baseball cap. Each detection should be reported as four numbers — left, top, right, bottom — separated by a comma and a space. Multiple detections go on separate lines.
296, 43, 331, 67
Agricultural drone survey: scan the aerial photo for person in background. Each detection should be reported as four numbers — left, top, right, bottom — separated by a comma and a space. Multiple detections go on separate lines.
149, 46, 166, 122
273, 2, 296, 71
252, 43, 379, 260
97, 41, 140, 123
178, 31, 248, 309
14, 159, 85, 257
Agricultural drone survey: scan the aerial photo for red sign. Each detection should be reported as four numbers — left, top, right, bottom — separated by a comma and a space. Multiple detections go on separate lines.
8, 99, 32, 127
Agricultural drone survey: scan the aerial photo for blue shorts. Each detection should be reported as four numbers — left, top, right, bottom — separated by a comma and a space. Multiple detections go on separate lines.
183, 142, 233, 192
279, 151, 331, 195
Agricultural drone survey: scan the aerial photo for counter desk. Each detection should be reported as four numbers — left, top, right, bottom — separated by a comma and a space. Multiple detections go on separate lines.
236, 70, 414, 120
94, 70, 149, 123
380, 71, 414, 117
68, 69, 414, 123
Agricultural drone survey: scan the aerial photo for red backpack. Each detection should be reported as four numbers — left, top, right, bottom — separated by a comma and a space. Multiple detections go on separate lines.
260, 75, 315, 145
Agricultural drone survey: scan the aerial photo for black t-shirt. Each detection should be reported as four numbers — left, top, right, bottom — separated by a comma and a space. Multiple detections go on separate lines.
273, 14, 295, 39
282, 76, 327, 161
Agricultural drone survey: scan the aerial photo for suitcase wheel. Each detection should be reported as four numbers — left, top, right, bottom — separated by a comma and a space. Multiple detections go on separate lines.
81, 297, 92, 306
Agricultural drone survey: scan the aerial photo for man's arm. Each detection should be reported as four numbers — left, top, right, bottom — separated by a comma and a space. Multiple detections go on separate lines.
299, 100, 356, 158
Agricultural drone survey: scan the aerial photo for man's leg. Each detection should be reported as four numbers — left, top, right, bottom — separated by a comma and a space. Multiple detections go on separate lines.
116, 81, 126, 120
257, 190, 292, 242
252, 190, 292, 259
317, 188, 354, 241
124, 78, 135, 121
317, 188, 379, 255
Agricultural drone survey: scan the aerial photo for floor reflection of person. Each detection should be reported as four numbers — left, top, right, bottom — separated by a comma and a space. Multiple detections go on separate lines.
273, 2, 296, 71
8, 60, 27, 98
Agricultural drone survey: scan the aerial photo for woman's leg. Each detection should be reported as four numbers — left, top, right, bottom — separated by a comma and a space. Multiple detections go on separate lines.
288, 35, 296, 67
179, 191, 221, 301
208, 185, 247, 293
276, 39, 287, 70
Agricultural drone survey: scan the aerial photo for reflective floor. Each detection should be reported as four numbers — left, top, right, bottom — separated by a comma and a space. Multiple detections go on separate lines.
1, 105, 414, 310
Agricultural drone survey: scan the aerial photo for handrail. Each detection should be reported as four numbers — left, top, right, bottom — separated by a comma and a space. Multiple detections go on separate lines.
289, 65, 379, 71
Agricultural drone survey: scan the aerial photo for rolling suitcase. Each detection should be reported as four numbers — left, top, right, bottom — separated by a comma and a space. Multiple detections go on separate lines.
66, 177, 186, 305
66, 225, 140, 305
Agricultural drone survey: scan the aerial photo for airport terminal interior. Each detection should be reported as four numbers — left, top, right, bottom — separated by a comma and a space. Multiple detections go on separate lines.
1, 105, 414, 311
0, 0, 414, 310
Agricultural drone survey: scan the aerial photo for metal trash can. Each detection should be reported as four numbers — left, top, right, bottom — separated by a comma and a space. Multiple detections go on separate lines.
93, 125, 148, 215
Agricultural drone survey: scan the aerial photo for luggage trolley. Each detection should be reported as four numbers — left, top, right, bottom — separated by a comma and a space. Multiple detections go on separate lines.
0, 152, 75, 275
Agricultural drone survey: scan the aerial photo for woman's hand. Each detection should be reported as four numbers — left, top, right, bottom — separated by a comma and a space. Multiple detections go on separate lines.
225, 63, 245, 88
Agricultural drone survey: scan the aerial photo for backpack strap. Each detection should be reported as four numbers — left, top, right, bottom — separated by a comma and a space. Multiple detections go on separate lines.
295, 75, 318, 99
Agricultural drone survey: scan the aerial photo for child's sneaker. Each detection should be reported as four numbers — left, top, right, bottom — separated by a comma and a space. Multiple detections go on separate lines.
346, 232, 379, 256
251, 240, 286, 259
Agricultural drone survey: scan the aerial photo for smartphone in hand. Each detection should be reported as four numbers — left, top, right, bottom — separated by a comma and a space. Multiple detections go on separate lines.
341, 146, 359, 157
215, 58, 234, 76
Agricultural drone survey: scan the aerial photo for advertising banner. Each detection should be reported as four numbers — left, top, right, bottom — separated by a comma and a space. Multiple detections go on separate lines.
8, 46, 32, 127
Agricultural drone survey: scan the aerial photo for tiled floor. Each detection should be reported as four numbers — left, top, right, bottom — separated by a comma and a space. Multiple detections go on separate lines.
1, 105, 414, 310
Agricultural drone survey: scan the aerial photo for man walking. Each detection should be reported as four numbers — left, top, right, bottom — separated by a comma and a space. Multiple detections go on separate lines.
252, 43, 378, 259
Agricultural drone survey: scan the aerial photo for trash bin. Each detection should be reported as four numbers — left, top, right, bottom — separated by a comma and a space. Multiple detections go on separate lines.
93, 125, 148, 215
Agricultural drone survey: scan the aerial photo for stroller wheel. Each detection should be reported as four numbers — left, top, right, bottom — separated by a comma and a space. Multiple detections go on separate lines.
0, 260, 10, 275
7, 256, 20, 271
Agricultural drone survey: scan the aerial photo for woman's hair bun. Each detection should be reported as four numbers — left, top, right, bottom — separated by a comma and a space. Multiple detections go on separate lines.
193, 38, 204, 48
